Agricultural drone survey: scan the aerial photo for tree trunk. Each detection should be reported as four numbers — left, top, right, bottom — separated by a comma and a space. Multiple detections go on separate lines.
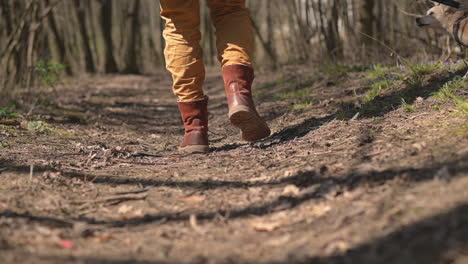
44, 0, 71, 74
360, 0, 375, 46
72, 0, 95, 73
99, 0, 118, 73
123, 0, 141, 74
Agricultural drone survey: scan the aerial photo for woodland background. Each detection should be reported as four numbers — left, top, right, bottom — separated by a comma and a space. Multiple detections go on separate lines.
0, 0, 463, 94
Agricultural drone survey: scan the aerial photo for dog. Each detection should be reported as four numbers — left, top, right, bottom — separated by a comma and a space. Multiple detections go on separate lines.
416, 3, 468, 78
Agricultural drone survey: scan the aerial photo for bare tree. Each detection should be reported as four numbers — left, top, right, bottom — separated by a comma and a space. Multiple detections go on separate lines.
0, 0, 456, 93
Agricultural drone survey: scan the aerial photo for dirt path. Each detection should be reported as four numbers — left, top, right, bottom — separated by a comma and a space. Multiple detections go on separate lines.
1, 66, 468, 264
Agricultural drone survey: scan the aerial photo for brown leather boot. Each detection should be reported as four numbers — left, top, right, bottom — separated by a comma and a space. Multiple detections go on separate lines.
222, 65, 271, 142
177, 97, 210, 153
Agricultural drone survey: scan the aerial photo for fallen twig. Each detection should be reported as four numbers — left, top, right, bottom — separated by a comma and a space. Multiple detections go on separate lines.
73, 193, 148, 206
350, 112, 360, 121
113, 189, 149, 196
409, 113, 428, 120
0, 119, 21, 126
189, 214, 205, 234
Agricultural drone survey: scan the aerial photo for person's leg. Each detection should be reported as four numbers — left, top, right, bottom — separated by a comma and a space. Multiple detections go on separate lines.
160, 0, 209, 153
208, 0, 270, 142
207, 0, 253, 67
160, 0, 205, 102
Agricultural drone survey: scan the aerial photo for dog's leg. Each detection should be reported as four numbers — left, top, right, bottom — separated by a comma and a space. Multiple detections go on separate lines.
439, 36, 452, 62
446, 36, 453, 60
463, 70, 468, 79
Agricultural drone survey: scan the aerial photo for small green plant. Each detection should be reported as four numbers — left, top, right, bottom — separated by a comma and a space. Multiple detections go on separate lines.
433, 78, 467, 100
403, 71, 425, 89
401, 98, 415, 112
404, 61, 443, 75
0, 103, 21, 119
35, 60, 65, 88
291, 101, 314, 110
361, 64, 404, 104
433, 78, 468, 114
452, 124, 468, 135
365, 65, 387, 79
27, 121, 53, 134
363, 79, 393, 103
321, 62, 349, 76
451, 60, 468, 72
401, 61, 445, 89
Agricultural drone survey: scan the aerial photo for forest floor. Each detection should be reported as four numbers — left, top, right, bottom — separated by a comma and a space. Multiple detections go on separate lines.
0, 62, 468, 264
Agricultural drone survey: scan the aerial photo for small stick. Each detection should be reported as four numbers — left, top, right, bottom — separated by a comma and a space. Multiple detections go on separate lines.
409, 113, 429, 120
113, 189, 149, 196
29, 165, 34, 188
74, 193, 148, 206
350, 112, 360, 121
189, 214, 204, 234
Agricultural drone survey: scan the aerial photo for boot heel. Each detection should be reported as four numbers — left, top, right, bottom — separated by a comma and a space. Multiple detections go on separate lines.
229, 105, 253, 125
179, 145, 210, 154
229, 106, 270, 142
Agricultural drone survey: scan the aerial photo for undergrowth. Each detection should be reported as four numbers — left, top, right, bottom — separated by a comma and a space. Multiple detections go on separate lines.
433, 78, 468, 115
0, 103, 21, 120
35, 60, 65, 88
27, 121, 53, 134
401, 98, 415, 113
452, 124, 468, 135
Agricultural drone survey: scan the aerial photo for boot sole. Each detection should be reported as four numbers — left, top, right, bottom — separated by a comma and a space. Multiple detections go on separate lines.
178, 145, 210, 154
229, 105, 271, 142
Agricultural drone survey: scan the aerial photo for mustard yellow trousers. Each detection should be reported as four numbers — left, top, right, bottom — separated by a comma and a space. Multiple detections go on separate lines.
160, 0, 254, 102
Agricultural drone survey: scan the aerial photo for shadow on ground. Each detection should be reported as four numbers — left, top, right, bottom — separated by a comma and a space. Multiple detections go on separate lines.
221, 69, 465, 151
285, 202, 468, 264
9, 201, 468, 264
2, 152, 467, 228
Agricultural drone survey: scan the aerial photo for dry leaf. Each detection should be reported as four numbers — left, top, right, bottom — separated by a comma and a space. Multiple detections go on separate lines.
117, 204, 133, 214
324, 240, 350, 255
177, 196, 205, 203
246, 176, 270, 182
150, 134, 161, 139
311, 204, 331, 217
248, 187, 262, 194
412, 142, 426, 152
251, 221, 283, 232
94, 234, 114, 243
133, 209, 144, 218
266, 235, 291, 246
282, 185, 300, 197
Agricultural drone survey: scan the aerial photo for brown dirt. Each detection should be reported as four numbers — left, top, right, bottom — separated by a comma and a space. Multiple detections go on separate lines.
1, 66, 468, 264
